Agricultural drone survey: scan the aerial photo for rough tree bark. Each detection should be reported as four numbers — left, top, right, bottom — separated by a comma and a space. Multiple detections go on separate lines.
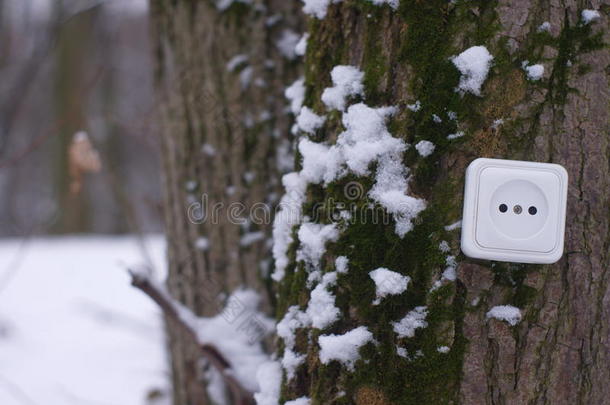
275, 1, 609, 404
150, 1, 300, 404
152, 0, 609, 404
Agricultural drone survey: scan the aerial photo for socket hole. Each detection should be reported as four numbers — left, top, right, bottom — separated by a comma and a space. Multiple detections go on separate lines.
499, 204, 508, 213
528, 206, 537, 215
513, 205, 523, 214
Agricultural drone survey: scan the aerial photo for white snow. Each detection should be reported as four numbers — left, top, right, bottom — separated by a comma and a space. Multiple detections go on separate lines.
442, 255, 457, 281
302, 0, 342, 19
335, 256, 349, 273
276, 29, 301, 60
281, 348, 307, 380
185, 288, 275, 393
0, 236, 168, 405
537, 21, 551, 32
273, 78, 427, 285
277, 306, 310, 352
285, 78, 306, 115
195, 236, 210, 251
206, 368, 229, 405
306, 272, 340, 329
227, 54, 248, 72
581, 9, 600, 24
296, 106, 326, 134
447, 131, 464, 140
439, 240, 450, 253
271, 172, 308, 281
407, 100, 421, 112
486, 305, 522, 326
318, 326, 374, 370
286, 398, 311, 405
202, 143, 217, 156
298, 138, 343, 184
297, 222, 339, 269
340, 105, 402, 170
276, 306, 309, 379
368, 156, 427, 237
254, 361, 282, 405
321, 65, 365, 110
437, 346, 450, 354
430, 255, 457, 292
523, 62, 544, 80
341, 103, 426, 236
295, 33, 309, 56
368, 0, 399, 9
392, 306, 428, 338
369, 268, 411, 304
451, 46, 493, 96
415, 140, 436, 157
240, 66, 253, 89
492, 118, 504, 129
432, 114, 442, 123
276, 139, 295, 173
396, 347, 409, 358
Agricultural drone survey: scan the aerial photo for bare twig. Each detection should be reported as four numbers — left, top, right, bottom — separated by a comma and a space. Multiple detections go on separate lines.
128, 269, 254, 405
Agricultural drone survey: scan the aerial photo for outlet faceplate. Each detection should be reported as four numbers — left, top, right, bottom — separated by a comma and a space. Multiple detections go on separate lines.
461, 158, 568, 264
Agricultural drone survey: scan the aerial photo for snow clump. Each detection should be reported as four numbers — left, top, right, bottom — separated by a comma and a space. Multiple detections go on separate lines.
306, 272, 340, 329
295, 33, 309, 56
285, 78, 305, 115
296, 106, 326, 134
522, 62, 544, 81
318, 326, 374, 370
581, 9, 600, 24
392, 306, 428, 338
367, 0, 399, 9
254, 361, 282, 405
271, 173, 307, 281
451, 46, 493, 96
369, 268, 411, 304
415, 140, 435, 157
321, 65, 365, 111
302, 0, 342, 19
486, 305, 522, 326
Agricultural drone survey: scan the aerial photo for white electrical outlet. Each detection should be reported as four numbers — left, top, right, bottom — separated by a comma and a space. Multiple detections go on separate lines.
461, 158, 568, 264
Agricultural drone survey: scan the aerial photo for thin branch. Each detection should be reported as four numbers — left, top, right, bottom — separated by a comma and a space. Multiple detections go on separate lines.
128, 269, 254, 405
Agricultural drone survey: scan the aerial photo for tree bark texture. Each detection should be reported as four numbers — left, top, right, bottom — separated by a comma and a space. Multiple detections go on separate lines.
150, 1, 301, 404
151, 0, 609, 404
275, 1, 609, 405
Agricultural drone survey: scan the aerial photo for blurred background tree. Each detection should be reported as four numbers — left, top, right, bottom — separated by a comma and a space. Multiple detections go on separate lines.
0, 0, 162, 237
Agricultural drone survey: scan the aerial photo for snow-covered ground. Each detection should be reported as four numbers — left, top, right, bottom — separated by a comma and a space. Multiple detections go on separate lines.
0, 235, 169, 405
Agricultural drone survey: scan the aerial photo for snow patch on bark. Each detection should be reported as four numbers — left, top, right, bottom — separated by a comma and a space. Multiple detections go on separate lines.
486, 305, 522, 326
369, 268, 411, 304
392, 306, 428, 338
451, 46, 493, 96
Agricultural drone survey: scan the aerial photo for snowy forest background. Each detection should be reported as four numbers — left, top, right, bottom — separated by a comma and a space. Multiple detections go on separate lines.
0, 1, 169, 404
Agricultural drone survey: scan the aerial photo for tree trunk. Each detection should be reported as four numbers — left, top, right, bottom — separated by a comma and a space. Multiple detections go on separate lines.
52, 4, 99, 233
152, 0, 609, 404
273, 1, 609, 405
150, 1, 301, 404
